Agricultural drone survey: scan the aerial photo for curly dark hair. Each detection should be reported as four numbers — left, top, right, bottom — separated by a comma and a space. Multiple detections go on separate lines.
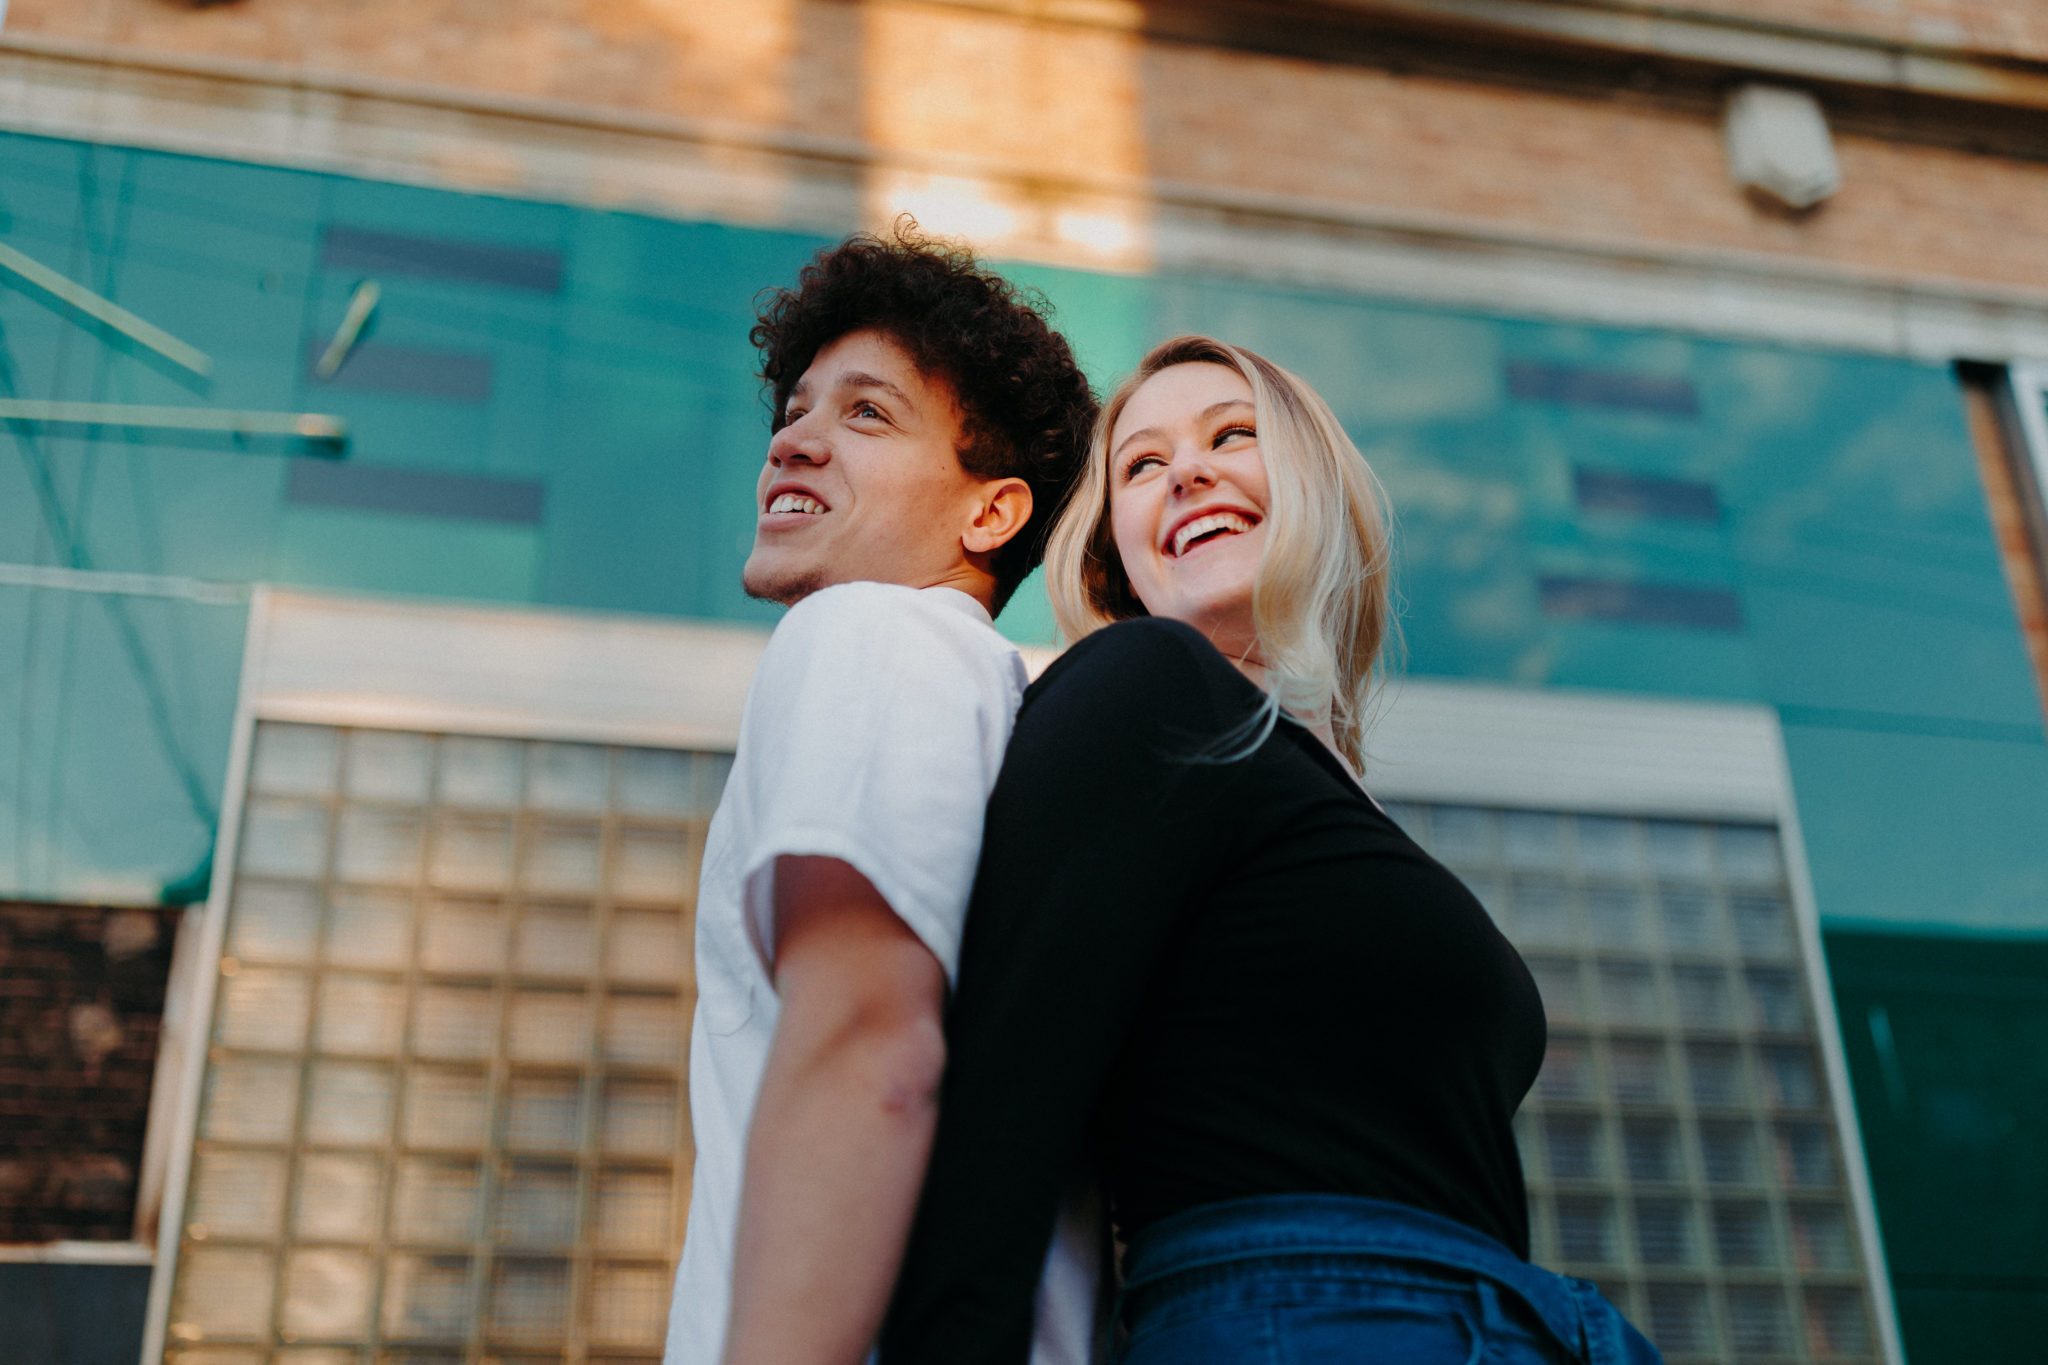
750, 221, 1098, 614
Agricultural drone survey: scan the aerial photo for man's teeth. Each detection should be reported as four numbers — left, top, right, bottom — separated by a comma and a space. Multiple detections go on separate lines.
1171, 511, 1254, 557
768, 492, 826, 515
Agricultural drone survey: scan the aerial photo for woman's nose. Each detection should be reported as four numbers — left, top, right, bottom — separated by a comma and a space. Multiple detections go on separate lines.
1170, 449, 1215, 494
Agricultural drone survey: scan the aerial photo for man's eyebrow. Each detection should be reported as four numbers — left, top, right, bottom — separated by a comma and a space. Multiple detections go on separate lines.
838, 370, 913, 406
1111, 398, 1254, 459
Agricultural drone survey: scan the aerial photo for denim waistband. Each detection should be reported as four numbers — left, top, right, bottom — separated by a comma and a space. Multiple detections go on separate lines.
1120, 1195, 1621, 1364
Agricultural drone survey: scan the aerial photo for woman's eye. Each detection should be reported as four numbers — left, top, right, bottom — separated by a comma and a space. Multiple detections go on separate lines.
1213, 423, 1256, 447
1123, 453, 1164, 479
852, 400, 885, 421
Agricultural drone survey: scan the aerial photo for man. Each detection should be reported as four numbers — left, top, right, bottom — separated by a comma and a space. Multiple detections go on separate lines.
664, 225, 1101, 1365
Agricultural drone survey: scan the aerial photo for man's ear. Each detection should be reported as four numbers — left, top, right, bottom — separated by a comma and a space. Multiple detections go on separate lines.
962, 478, 1033, 556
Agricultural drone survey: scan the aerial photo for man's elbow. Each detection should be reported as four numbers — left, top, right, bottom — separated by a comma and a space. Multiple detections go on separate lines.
847, 1007, 946, 1119
768, 860, 950, 1118
780, 979, 949, 1120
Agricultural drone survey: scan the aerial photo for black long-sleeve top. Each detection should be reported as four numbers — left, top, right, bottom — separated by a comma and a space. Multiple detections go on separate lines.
880, 618, 1547, 1364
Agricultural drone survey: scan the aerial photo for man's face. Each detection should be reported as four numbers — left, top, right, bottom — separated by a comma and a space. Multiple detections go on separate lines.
741, 329, 987, 606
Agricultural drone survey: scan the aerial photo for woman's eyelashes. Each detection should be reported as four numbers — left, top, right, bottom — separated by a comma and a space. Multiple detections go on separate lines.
1122, 423, 1256, 481
1122, 451, 1165, 481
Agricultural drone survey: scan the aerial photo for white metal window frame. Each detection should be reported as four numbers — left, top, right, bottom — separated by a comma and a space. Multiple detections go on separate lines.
2010, 362, 2048, 527
138, 587, 1904, 1365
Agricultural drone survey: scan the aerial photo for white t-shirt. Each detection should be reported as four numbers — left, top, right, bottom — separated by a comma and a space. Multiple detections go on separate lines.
664, 581, 1101, 1365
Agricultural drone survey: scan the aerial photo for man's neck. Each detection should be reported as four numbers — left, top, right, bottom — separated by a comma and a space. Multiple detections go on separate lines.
773, 569, 1000, 620
916, 563, 999, 616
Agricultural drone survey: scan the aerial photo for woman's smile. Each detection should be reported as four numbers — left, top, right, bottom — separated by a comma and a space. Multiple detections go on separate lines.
1163, 506, 1261, 558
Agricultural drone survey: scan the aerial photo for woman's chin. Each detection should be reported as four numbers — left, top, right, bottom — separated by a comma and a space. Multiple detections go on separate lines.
1147, 600, 1259, 661
1144, 554, 1258, 623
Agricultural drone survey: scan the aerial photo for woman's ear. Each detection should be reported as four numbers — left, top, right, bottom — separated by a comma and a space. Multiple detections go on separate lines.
963, 478, 1034, 556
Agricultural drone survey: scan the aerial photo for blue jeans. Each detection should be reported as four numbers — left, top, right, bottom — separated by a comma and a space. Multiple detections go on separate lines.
1115, 1195, 1663, 1365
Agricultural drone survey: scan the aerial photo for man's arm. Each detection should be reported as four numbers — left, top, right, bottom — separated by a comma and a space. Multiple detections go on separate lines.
722, 854, 948, 1365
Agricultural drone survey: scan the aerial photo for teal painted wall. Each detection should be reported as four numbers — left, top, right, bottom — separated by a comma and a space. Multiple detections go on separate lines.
5, 127, 2047, 1365
4, 131, 2043, 923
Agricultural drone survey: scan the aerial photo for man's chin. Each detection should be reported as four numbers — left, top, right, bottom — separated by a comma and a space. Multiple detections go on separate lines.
741, 555, 827, 607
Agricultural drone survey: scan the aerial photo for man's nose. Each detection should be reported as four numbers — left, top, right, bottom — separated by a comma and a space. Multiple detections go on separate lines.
768, 415, 828, 467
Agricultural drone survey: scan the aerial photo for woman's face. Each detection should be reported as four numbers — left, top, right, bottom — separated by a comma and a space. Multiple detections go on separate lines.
1107, 362, 1269, 653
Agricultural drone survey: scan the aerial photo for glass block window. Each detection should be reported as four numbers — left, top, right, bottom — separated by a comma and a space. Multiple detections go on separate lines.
164, 722, 727, 1365
1386, 802, 1881, 1365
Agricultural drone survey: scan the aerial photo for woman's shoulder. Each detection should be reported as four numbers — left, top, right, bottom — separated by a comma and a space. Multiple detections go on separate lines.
1025, 617, 1259, 726
1039, 616, 1226, 682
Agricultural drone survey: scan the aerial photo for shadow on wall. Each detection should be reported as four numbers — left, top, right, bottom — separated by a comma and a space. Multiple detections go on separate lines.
0, 1263, 153, 1365
0, 902, 178, 1241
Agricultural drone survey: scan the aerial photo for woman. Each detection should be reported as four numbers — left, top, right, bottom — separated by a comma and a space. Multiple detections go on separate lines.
879, 337, 1660, 1364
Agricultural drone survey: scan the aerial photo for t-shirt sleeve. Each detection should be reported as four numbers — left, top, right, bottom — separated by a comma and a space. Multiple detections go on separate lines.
731, 583, 1020, 985
880, 618, 1261, 1365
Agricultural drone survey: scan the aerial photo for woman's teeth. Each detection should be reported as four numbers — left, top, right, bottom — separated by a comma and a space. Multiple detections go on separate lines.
768, 492, 826, 515
1171, 510, 1254, 557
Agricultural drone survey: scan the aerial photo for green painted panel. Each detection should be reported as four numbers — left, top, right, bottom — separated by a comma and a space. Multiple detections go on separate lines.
1891, 1287, 2048, 1365
1, 129, 2043, 940
1786, 723, 2048, 932
1826, 927, 2048, 1365
270, 506, 541, 603
538, 213, 824, 626
988, 262, 1150, 646
1146, 277, 2038, 723
0, 589, 238, 899
994, 567, 1058, 648
999, 259, 1154, 393
110, 151, 323, 393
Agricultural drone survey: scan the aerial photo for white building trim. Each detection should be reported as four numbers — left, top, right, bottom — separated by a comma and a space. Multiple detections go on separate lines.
0, 1241, 153, 1265
928, 0, 2048, 110
1338, 0, 2048, 111
2011, 363, 2048, 530
1361, 679, 1784, 820
240, 589, 770, 750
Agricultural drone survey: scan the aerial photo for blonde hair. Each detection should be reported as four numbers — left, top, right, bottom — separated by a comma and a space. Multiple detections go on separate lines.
1043, 335, 1395, 768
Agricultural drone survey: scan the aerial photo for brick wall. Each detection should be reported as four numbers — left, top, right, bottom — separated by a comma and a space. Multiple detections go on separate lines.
0, 903, 178, 1244
1139, 43, 2048, 293
5, 0, 859, 137
12, 0, 2048, 298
